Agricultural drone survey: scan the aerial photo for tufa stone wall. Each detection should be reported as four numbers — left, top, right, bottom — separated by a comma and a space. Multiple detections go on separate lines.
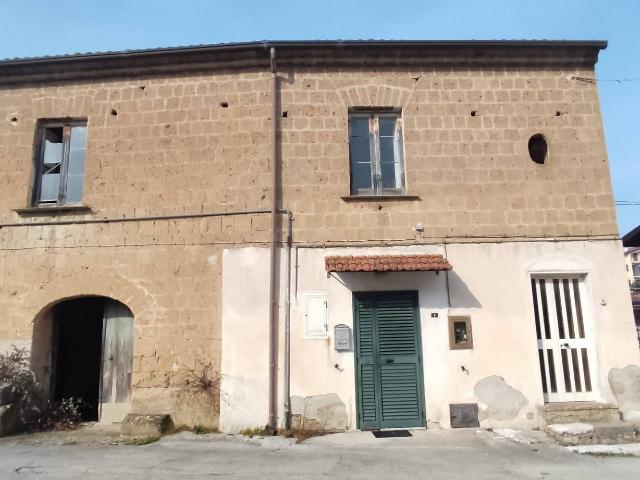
0, 58, 618, 426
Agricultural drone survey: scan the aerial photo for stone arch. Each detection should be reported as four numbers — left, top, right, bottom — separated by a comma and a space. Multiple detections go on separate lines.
334, 83, 415, 108
28, 270, 159, 324
30, 291, 138, 422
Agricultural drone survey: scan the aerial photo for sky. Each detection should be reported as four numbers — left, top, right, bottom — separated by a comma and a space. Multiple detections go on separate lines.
0, 0, 638, 235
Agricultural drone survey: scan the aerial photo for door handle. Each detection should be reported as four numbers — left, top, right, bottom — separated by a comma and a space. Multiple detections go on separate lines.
385, 358, 394, 364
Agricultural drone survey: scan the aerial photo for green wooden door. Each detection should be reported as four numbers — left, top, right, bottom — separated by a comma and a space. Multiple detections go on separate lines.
354, 291, 425, 429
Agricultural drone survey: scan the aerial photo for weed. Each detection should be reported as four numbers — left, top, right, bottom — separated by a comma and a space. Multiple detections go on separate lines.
240, 426, 269, 438
179, 361, 222, 410
31, 398, 83, 431
0, 346, 37, 409
193, 425, 218, 434
122, 435, 161, 446
281, 428, 330, 443
0, 345, 84, 433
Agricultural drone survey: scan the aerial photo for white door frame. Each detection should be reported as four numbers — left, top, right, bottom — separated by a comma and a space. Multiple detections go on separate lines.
530, 272, 601, 403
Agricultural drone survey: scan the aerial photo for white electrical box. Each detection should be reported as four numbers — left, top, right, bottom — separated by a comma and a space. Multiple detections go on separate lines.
303, 292, 328, 338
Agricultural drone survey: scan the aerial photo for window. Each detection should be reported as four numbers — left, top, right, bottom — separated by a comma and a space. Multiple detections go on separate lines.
348, 110, 405, 195
448, 316, 473, 350
32, 119, 88, 206
633, 263, 640, 277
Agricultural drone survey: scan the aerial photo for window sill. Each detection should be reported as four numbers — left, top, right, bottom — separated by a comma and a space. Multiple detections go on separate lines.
341, 195, 421, 202
13, 205, 93, 216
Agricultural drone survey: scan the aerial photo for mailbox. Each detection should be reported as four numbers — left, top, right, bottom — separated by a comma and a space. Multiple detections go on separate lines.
334, 324, 352, 352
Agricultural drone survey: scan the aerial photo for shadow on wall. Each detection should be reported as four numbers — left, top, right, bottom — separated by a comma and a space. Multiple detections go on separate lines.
447, 271, 481, 309
331, 270, 481, 309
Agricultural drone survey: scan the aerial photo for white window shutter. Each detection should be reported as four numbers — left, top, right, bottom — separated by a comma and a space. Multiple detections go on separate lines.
303, 292, 328, 338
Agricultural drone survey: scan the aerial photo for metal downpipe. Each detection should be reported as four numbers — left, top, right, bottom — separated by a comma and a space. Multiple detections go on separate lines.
267, 46, 279, 432
283, 211, 293, 430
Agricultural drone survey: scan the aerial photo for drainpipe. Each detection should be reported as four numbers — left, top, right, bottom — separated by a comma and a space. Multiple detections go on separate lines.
267, 46, 279, 432
283, 211, 293, 430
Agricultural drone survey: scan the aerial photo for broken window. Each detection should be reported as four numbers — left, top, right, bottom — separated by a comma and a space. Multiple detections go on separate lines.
348, 110, 405, 195
32, 120, 88, 206
448, 316, 473, 350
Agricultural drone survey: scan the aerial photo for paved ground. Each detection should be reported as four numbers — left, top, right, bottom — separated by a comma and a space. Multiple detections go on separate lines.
0, 427, 639, 479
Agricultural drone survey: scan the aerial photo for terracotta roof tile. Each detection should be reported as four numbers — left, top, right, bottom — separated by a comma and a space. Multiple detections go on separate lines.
325, 254, 452, 273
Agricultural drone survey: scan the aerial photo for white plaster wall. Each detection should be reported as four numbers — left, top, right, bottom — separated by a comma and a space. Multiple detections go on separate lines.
219, 240, 640, 432
219, 248, 272, 432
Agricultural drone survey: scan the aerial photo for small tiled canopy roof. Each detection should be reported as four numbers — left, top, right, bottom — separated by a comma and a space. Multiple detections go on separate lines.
325, 254, 452, 272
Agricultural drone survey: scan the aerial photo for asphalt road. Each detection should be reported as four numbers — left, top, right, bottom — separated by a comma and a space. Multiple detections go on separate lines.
1, 429, 639, 479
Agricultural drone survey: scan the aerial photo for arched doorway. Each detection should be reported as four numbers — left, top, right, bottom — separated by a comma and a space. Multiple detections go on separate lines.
36, 296, 134, 422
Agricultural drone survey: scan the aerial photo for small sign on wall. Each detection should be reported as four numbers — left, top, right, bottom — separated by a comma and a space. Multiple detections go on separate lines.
334, 324, 352, 352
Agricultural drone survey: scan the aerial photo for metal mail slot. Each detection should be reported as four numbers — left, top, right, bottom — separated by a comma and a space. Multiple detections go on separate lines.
334, 324, 352, 352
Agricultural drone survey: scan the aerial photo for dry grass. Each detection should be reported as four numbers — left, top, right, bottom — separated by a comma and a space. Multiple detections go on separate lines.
281, 428, 332, 443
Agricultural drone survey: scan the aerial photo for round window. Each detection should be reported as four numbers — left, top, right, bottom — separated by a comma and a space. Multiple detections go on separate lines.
528, 134, 548, 164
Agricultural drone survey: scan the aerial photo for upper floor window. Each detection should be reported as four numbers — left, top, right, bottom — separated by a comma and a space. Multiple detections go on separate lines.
32, 119, 88, 206
348, 110, 405, 196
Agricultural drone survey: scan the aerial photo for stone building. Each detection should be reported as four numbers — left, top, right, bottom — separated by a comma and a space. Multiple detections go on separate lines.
0, 40, 639, 432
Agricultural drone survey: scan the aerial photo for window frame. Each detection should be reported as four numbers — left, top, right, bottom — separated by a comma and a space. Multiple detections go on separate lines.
348, 109, 406, 196
31, 118, 88, 207
448, 316, 473, 350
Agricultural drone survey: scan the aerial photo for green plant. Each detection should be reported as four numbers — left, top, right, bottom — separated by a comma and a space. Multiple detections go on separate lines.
122, 435, 161, 445
0, 345, 84, 432
31, 398, 83, 431
193, 425, 217, 434
0, 346, 37, 407
240, 426, 268, 437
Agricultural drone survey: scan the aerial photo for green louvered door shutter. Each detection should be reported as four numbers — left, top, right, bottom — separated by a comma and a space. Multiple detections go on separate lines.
354, 291, 425, 430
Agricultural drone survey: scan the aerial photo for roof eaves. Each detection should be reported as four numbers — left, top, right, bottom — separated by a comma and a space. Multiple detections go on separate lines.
623, 225, 640, 247
0, 39, 608, 65
0, 39, 608, 86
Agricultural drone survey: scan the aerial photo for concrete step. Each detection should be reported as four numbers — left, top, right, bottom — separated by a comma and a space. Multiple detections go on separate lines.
545, 422, 640, 446
542, 402, 620, 424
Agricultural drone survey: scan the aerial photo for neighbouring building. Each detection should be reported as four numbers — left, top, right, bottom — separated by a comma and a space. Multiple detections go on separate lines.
624, 247, 640, 288
1, 40, 639, 433
623, 227, 640, 346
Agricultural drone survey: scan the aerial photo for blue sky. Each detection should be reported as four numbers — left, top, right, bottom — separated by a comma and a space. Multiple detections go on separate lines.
1, 0, 638, 235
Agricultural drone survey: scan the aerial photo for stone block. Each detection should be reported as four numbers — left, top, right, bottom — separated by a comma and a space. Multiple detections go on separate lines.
542, 402, 620, 424
608, 365, 640, 422
546, 421, 640, 446
121, 413, 174, 436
